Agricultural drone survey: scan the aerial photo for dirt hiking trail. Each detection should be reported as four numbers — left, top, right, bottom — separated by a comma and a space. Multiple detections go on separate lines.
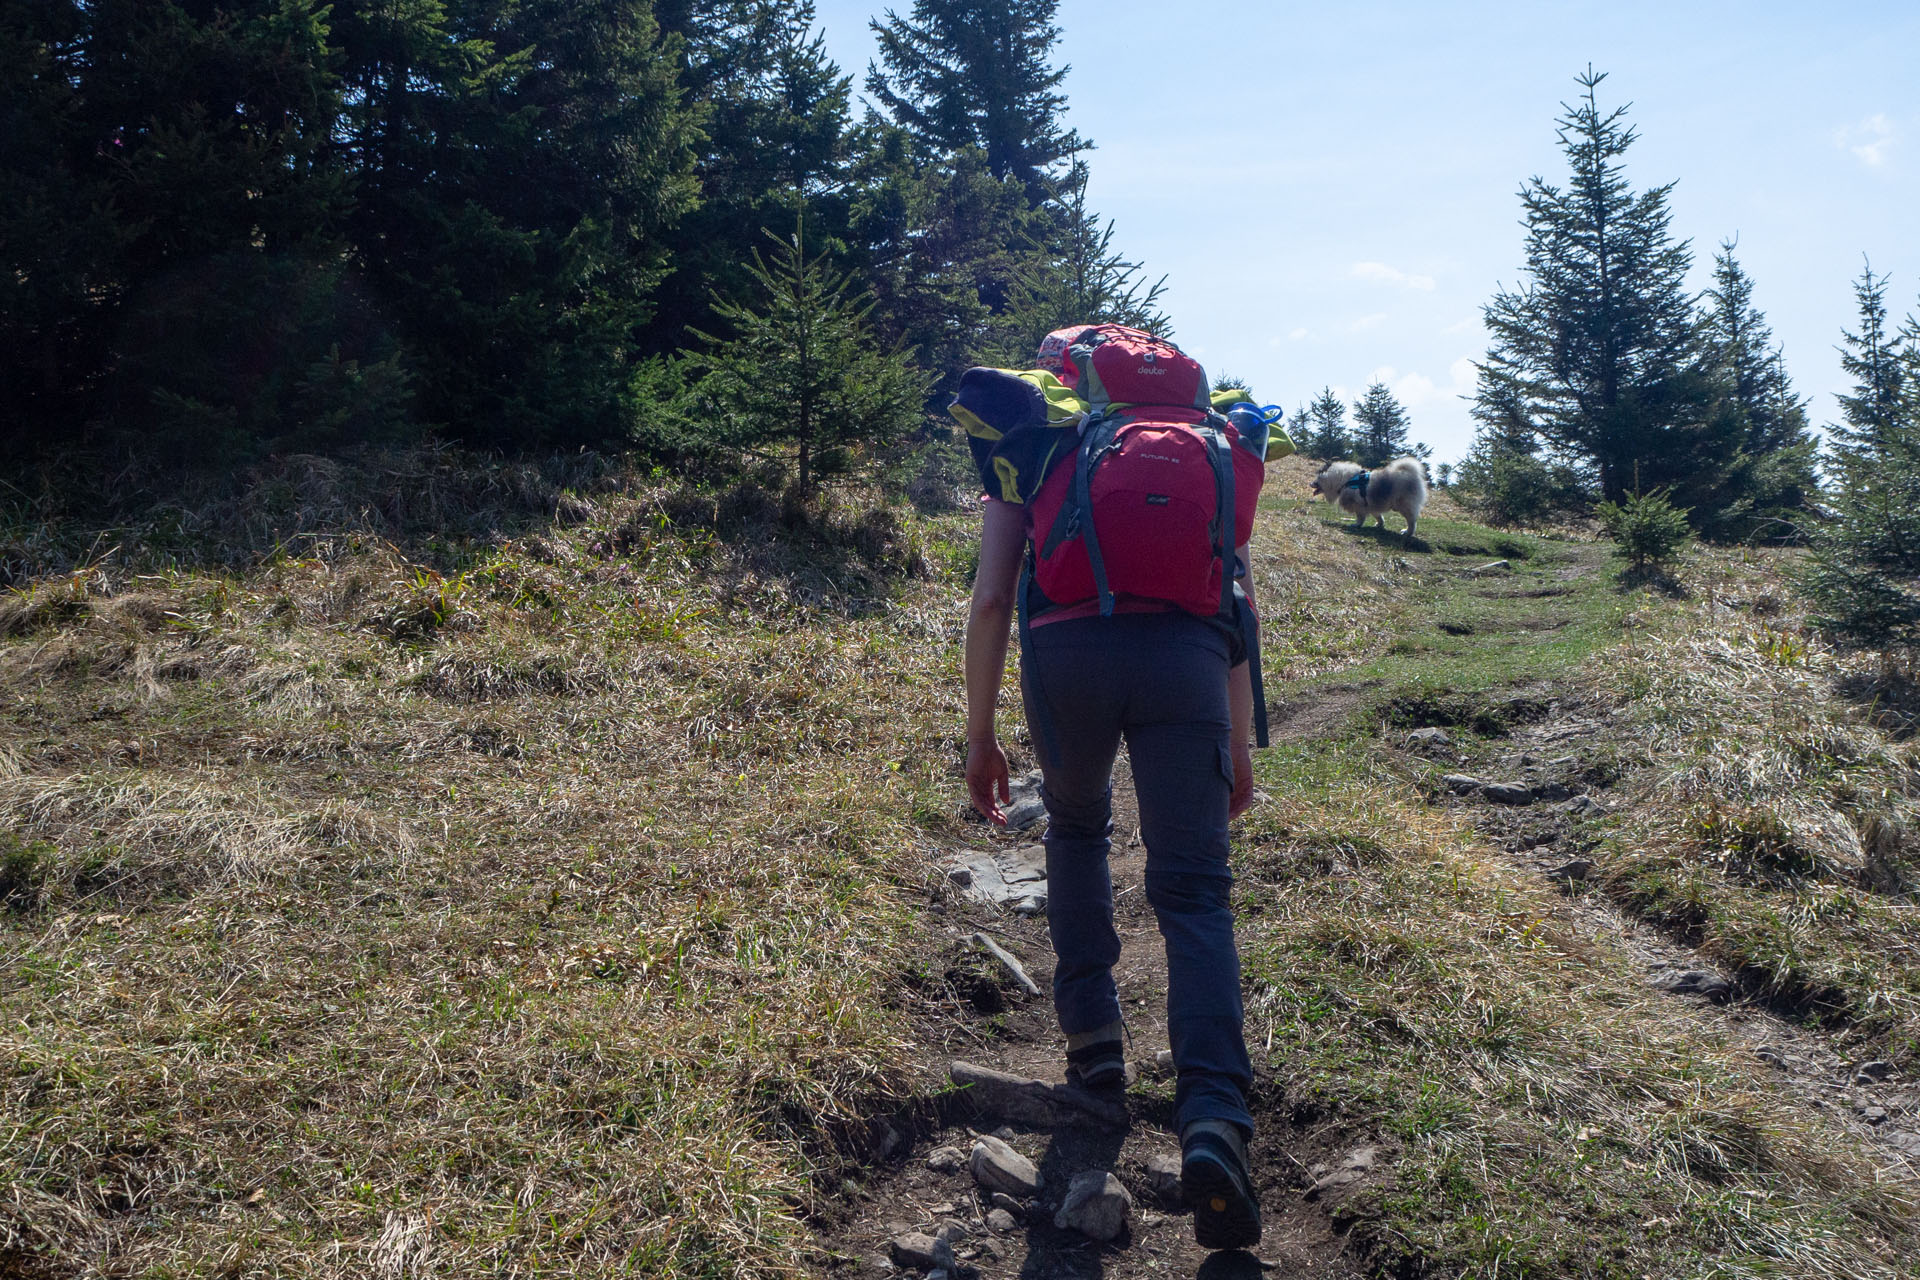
823, 514, 1920, 1280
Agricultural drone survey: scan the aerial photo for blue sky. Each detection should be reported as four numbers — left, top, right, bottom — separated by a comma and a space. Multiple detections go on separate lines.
809, 0, 1919, 463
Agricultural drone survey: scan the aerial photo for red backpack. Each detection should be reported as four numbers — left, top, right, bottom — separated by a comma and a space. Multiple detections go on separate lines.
1026, 325, 1266, 619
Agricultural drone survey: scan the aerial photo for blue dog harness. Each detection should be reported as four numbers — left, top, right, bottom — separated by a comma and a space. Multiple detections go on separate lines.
1345, 470, 1371, 498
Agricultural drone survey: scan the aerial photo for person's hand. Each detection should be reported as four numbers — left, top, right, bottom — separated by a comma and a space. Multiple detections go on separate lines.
1228, 740, 1256, 820
966, 737, 1012, 825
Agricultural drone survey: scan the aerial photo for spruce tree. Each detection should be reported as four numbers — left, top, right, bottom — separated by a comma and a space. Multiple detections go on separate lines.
1300, 387, 1354, 461
1351, 381, 1426, 467
1695, 240, 1819, 541
1802, 265, 1920, 645
865, 0, 1085, 199
850, 135, 1031, 395
1456, 375, 1582, 525
688, 222, 925, 489
648, 2, 855, 351
1477, 69, 1727, 509
984, 159, 1169, 362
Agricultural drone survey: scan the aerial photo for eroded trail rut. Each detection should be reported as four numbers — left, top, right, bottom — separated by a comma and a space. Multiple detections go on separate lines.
824, 535, 1917, 1280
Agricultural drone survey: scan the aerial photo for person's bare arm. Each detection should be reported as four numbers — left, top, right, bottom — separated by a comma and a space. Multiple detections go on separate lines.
964, 500, 1027, 823
1228, 539, 1256, 818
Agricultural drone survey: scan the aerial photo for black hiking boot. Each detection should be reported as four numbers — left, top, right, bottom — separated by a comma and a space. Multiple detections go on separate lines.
1182, 1121, 1261, 1251
1064, 1038, 1128, 1090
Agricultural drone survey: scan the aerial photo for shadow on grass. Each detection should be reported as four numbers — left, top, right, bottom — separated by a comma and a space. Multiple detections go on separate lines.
1613, 564, 1691, 600
1835, 662, 1920, 740
1331, 522, 1430, 554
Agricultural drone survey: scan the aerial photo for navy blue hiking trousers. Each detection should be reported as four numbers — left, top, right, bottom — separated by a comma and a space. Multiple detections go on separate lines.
1023, 610, 1255, 1136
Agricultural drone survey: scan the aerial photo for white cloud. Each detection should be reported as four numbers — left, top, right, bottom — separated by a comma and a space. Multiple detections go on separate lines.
1835, 114, 1897, 167
1442, 318, 1479, 335
1352, 261, 1436, 291
1348, 312, 1389, 333
1449, 357, 1478, 391
1290, 327, 1309, 340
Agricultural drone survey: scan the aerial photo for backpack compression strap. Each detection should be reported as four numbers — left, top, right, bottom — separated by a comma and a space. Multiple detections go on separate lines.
1199, 419, 1270, 749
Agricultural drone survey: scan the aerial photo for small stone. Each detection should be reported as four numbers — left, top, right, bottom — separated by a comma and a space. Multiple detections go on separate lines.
937, 1219, 971, 1242
1517, 752, 1540, 768
926, 1145, 965, 1174
1144, 1153, 1183, 1204
1011, 893, 1047, 915
1863, 1106, 1889, 1125
862, 1253, 895, 1276
947, 865, 973, 887
1754, 1044, 1785, 1067
1442, 773, 1482, 794
890, 1232, 940, 1269
1547, 858, 1593, 882
1471, 559, 1512, 575
1856, 1060, 1895, 1082
989, 1192, 1021, 1214
1535, 782, 1572, 802
1405, 727, 1451, 748
1154, 1049, 1174, 1073
1306, 1146, 1381, 1200
1564, 794, 1606, 817
970, 1135, 1043, 1198
985, 1208, 1018, 1233
1003, 770, 1049, 831
1484, 782, 1536, 805
1053, 1170, 1132, 1242
1648, 968, 1733, 1001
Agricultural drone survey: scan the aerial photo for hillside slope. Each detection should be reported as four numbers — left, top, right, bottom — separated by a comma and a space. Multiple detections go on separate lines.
1, 452, 1916, 1278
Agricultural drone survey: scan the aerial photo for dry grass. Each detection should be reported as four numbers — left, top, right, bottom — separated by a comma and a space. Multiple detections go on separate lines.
4, 448, 1915, 1277
0, 455, 957, 1276
1594, 549, 1920, 1049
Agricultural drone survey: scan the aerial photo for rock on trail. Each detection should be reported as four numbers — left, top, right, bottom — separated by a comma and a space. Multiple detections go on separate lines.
1054, 1170, 1132, 1241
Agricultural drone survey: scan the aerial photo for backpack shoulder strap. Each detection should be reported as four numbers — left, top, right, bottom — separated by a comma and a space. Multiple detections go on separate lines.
1069, 413, 1124, 616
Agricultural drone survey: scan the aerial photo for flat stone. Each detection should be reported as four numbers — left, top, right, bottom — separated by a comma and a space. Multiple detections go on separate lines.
891, 1232, 940, 1269
1483, 782, 1536, 805
950, 1061, 1126, 1128
926, 1145, 965, 1174
989, 1192, 1021, 1214
1856, 1060, 1895, 1082
1405, 727, 1451, 748
1535, 782, 1573, 802
1010, 892, 1046, 915
985, 1208, 1018, 1233
1144, 1153, 1183, 1204
1053, 1170, 1131, 1241
1564, 794, 1607, 817
1442, 773, 1482, 794
945, 845, 1047, 910
969, 1135, 1042, 1198
1547, 858, 1593, 882
1862, 1106, 1889, 1125
1648, 968, 1733, 1001
971, 932, 1041, 998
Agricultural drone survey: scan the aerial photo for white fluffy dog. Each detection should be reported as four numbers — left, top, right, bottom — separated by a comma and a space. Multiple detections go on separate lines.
1309, 458, 1429, 538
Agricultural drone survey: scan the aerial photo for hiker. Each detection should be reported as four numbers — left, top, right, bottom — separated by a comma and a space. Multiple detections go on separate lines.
954, 326, 1287, 1252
